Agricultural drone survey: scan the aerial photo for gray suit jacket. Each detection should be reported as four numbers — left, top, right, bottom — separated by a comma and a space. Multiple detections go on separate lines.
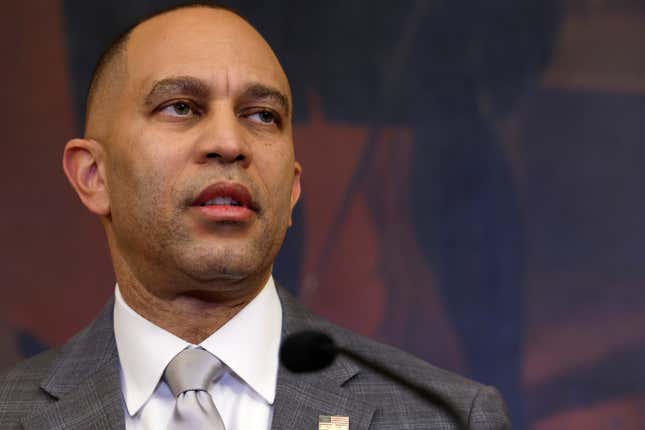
0, 287, 510, 429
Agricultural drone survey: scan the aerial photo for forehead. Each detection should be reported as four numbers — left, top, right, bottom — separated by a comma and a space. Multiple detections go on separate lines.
124, 7, 290, 99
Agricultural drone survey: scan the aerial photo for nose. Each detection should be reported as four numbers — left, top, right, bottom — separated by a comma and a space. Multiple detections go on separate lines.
195, 107, 250, 167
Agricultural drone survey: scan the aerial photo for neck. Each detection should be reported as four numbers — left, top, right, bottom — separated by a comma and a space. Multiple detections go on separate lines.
118, 274, 268, 344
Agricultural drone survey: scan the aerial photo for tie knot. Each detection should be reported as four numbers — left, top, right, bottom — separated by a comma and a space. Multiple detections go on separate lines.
163, 348, 225, 397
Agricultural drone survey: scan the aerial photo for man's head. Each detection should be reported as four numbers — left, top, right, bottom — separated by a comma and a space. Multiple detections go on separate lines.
63, 4, 301, 302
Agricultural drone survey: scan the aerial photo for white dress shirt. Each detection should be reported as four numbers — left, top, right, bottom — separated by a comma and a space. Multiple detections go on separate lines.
113, 277, 282, 430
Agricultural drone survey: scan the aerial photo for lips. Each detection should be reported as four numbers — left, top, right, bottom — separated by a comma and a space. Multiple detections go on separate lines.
191, 182, 259, 222
193, 182, 258, 210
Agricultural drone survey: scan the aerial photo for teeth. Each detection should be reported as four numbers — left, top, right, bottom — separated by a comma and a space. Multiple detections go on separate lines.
202, 196, 240, 206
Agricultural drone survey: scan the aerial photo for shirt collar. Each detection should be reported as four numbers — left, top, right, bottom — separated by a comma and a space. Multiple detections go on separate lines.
113, 277, 282, 416
200, 277, 282, 404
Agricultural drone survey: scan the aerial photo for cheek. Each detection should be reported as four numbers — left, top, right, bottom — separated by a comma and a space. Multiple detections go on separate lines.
111, 129, 189, 195
256, 140, 294, 184
270, 169, 298, 219
260, 160, 294, 205
107, 152, 178, 224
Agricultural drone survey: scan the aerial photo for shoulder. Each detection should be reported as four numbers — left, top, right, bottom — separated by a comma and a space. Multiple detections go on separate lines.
0, 346, 62, 426
0, 345, 61, 391
329, 322, 508, 427
0, 299, 116, 427
278, 287, 510, 428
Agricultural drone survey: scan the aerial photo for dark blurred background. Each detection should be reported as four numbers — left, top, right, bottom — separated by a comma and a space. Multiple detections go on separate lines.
2, 1, 645, 428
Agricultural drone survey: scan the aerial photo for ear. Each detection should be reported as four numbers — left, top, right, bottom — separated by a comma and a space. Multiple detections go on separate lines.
62, 138, 110, 216
288, 162, 302, 227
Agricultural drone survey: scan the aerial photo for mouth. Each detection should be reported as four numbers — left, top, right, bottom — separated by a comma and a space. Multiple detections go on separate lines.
191, 182, 259, 222
200, 196, 244, 207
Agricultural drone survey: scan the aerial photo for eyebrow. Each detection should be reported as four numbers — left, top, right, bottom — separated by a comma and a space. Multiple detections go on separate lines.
240, 83, 291, 117
144, 76, 211, 108
143, 77, 291, 116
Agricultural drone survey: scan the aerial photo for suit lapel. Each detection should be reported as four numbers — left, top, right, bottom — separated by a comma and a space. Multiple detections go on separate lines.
271, 366, 375, 430
22, 300, 125, 430
272, 287, 375, 430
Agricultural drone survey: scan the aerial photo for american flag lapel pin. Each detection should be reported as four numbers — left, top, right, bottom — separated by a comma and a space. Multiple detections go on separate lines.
318, 415, 349, 430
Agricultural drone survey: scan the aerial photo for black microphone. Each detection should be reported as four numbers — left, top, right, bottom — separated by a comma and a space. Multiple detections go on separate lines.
280, 330, 467, 429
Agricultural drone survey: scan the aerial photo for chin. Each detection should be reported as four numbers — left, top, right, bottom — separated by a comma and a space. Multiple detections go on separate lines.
179, 248, 263, 283
167, 234, 276, 284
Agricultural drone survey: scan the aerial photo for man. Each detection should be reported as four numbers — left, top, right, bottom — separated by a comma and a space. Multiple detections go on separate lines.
0, 4, 509, 429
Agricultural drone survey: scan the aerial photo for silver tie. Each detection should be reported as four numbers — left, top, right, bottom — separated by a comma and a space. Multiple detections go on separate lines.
163, 348, 227, 430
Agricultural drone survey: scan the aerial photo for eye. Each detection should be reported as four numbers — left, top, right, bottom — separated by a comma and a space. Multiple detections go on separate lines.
247, 110, 277, 125
159, 101, 197, 117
